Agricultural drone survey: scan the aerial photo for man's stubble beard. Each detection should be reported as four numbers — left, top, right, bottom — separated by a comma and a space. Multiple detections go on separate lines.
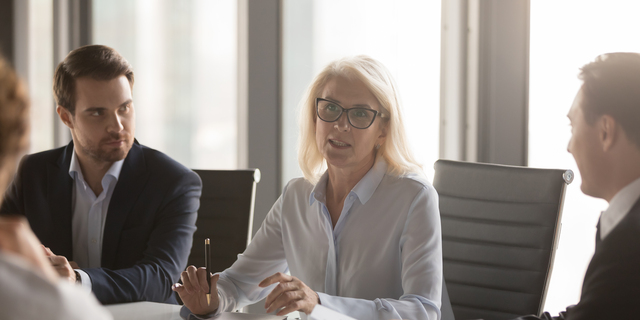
80, 136, 132, 164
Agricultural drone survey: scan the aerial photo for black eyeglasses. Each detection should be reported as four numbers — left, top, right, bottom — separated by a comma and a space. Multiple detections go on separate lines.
316, 98, 386, 129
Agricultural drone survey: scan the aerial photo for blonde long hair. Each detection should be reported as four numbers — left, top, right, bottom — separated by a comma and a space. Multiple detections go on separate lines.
298, 55, 422, 183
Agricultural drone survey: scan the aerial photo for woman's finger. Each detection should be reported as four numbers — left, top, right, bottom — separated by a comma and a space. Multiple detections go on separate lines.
259, 272, 292, 287
264, 280, 295, 308
276, 299, 304, 316
267, 289, 301, 313
187, 265, 201, 293
180, 267, 197, 294
196, 267, 209, 292
171, 282, 185, 293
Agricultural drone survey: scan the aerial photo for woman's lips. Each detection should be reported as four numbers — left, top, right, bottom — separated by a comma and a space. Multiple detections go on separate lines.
329, 139, 351, 148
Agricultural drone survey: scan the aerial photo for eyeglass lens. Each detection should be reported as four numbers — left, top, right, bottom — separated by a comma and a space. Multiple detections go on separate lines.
317, 100, 376, 129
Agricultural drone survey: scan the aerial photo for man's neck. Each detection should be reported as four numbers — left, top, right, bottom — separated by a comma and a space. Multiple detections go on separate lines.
75, 152, 113, 197
602, 148, 640, 202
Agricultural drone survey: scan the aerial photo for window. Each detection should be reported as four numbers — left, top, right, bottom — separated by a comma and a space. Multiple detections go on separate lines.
93, 0, 238, 169
529, 0, 640, 313
26, 0, 54, 153
282, 0, 442, 183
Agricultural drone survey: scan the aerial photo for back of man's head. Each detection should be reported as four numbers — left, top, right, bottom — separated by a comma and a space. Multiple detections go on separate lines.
579, 52, 640, 148
53, 45, 134, 115
0, 55, 29, 167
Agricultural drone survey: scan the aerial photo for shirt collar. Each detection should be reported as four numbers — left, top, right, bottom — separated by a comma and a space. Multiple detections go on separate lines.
68, 147, 125, 183
309, 158, 388, 206
600, 176, 640, 239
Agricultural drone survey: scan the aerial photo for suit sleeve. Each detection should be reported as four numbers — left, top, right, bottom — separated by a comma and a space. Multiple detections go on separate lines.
83, 170, 201, 304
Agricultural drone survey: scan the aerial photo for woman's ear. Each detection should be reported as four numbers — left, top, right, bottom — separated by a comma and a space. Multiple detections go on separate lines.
377, 121, 389, 146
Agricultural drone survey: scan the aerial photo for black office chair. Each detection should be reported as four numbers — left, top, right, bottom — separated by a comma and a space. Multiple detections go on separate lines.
188, 169, 261, 273
433, 160, 573, 320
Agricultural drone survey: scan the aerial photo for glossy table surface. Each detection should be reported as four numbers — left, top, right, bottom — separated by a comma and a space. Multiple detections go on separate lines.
105, 302, 287, 320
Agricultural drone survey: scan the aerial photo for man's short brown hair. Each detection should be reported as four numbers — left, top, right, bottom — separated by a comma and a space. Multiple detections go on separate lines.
0, 54, 29, 163
53, 45, 134, 115
579, 52, 640, 147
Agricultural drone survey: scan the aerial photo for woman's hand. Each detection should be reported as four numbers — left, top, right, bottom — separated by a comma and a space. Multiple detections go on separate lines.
259, 272, 319, 315
172, 266, 220, 316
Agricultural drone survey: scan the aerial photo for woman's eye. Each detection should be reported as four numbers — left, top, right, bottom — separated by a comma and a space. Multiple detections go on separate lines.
354, 110, 367, 118
327, 104, 339, 112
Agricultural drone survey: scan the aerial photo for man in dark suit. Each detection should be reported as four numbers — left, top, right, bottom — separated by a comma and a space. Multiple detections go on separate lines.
0, 45, 201, 305
516, 53, 640, 319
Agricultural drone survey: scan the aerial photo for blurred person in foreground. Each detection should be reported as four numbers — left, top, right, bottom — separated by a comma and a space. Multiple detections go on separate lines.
173, 55, 443, 320
515, 53, 640, 320
0, 54, 111, 319
0, 45, 201, 304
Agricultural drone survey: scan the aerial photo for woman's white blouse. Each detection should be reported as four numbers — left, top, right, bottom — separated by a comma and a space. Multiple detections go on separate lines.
216, 159, 443, 320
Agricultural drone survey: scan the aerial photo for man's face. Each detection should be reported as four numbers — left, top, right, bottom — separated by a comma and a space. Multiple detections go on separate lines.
567, 87, 607, 198
64, 75, 135, 164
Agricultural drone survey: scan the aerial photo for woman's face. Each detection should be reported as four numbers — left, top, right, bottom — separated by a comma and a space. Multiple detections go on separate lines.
315, 76, 387, 173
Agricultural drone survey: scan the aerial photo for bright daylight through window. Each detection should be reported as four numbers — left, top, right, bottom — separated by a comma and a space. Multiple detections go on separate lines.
93, 0, 238, 170
530, 0, 640, 313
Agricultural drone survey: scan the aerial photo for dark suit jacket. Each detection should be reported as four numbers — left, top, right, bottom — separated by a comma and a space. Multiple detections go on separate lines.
0, 140, 201, 305
515, 198, 640, 320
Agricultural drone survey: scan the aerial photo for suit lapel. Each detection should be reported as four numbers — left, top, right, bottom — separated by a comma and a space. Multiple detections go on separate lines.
47, 142, 74, 258
101, 141, 149, 268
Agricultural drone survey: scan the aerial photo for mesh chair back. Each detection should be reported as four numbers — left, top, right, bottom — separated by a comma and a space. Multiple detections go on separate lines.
433, 160, 572, 320
188, 169, 260, 273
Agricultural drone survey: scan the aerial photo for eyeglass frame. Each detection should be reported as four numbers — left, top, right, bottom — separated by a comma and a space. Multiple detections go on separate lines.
315, 98, 387, 129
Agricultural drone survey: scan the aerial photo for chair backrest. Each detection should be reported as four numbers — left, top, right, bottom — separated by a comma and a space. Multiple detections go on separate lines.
433, 160, 572, 320
441, 279, 456, 320
188, 169, 261, 273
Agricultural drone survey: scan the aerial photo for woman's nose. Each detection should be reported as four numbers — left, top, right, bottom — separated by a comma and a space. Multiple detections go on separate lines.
333, 113, 350, 132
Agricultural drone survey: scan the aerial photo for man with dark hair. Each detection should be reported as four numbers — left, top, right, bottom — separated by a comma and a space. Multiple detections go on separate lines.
516, 52, 640, 319
0, 45, 202, 305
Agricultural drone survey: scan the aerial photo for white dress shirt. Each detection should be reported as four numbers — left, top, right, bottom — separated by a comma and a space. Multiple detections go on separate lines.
69, 149, 123, 290
600, 176, 640, 240
213, 159, 443, 320
0, 252, 113, 320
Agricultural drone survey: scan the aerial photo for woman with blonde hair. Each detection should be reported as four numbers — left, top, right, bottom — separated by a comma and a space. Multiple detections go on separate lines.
175, 55, 442, 320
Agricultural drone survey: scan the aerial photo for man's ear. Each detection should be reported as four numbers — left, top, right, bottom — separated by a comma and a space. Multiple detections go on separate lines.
56, 106, 74, 129
600, 115, 618, 152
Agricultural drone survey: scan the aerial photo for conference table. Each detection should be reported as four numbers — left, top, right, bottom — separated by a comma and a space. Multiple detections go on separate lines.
105, 302, 289, 320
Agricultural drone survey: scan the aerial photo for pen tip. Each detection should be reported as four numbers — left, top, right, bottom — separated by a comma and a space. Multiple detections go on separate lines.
207, 293, 211, 306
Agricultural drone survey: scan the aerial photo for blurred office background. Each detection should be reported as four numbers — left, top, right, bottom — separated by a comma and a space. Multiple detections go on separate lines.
1, 0, 639, 314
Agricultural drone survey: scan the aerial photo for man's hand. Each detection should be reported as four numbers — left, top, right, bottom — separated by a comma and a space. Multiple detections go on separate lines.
0, 216, 58, 283
259, 272, 319, 316
43, 246, 76, 283
172, 265, 220, 316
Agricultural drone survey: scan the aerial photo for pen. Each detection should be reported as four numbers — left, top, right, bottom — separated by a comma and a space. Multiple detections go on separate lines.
205, 238, 211, 305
